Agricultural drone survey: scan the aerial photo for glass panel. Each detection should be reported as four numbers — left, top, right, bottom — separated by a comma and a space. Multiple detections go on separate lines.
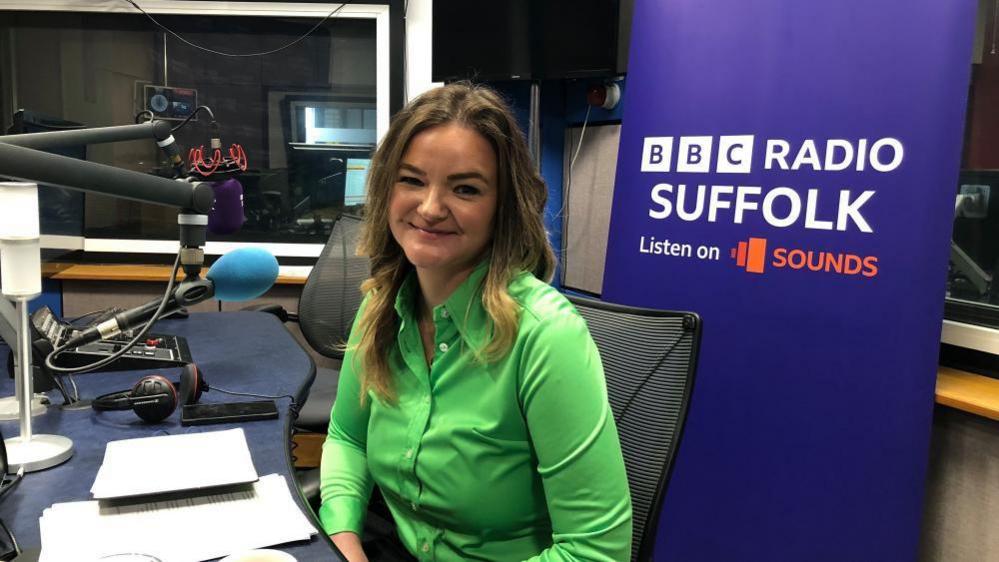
947, 0, 999, 327
0, 10, 376, 245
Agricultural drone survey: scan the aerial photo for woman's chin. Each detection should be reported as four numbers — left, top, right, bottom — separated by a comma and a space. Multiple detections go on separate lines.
405, 252, 453, 271
405, 251, 479, 277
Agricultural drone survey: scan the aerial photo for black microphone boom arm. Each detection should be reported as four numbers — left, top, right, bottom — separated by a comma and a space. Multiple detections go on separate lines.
62, 278, 214, 350
2, 121, 171, 151
0, 141, 213, 213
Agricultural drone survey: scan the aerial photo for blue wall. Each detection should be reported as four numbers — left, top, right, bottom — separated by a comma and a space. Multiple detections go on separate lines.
489, 78, 627, 291
34, 279, 62, 317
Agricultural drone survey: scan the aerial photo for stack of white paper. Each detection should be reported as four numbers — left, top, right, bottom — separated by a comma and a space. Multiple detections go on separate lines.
91, 428, 259, 499
39, 473, 317, 562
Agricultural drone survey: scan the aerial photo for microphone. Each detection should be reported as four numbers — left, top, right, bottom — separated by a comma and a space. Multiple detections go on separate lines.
207, 246, 280, 301
151, 120, 185, 177
207, 178, 245, 235
62, 247, 279, 348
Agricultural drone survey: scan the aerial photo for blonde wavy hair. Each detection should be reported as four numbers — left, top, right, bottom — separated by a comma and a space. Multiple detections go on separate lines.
354, 82, 555, 402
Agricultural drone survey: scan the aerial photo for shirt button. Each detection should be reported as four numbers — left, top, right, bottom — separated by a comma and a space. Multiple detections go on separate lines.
411, 502, 418, 511
438, 342, 449, 353
424, 395, 431, 404
404, 448, 413, 459
441, 309, 449, 318
421, 542, 430, 553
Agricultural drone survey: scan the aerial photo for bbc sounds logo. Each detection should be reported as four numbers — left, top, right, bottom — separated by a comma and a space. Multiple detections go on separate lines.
730, 237, 879, 278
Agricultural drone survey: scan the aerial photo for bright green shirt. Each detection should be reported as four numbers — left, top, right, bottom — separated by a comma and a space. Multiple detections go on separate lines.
319, 263, 632, 561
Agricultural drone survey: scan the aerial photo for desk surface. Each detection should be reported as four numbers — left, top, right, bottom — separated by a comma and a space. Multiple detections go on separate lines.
0, 311, 342, 561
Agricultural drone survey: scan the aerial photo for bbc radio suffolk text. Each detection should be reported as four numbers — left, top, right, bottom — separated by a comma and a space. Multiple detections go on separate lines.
640, 135, 904, 234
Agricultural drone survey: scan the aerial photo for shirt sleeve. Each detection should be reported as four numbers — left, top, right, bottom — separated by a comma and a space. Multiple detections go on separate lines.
517, 306, 634, 562
318, 299, 375, 536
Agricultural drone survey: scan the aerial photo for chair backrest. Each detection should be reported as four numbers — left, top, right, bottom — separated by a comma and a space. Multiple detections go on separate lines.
566, 295, 701, 562
298, 214, 369, 359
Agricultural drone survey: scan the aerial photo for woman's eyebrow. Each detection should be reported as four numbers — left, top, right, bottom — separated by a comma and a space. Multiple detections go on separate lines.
447, 171, 489, 183
399, 163, 488, 183
399, 163, 425, 175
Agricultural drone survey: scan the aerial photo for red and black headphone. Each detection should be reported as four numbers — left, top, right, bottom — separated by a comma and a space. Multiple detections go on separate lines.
91, 363, 208, 423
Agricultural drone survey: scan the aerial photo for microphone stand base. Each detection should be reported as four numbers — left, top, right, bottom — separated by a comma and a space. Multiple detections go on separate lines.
5, 434, 73, 472
0, 394, 47, 421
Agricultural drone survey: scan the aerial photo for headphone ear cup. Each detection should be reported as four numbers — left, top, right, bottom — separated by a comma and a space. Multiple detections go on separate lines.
177, 363, 205, 406
131, 375, 178, 423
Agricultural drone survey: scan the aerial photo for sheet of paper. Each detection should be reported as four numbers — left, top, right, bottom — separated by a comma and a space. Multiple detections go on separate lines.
91, 427, 259, 499
40, 473, 317, 562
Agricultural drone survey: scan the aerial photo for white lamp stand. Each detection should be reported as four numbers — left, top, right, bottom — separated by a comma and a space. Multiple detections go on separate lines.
0, 297, 47, 420
0, 182, 73, 472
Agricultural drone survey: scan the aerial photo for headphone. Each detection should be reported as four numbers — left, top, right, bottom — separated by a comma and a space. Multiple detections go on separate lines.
92, 363, 208, 423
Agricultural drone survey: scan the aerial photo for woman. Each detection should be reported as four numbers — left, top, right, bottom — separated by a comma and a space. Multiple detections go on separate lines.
319, 83, 632, 562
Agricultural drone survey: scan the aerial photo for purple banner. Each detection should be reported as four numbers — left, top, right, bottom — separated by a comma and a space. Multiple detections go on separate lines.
602, 1, 976, 560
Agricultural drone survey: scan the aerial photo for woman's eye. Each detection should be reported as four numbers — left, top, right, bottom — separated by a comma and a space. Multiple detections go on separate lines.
398, 176, 423, 186
455, 184, 481, 196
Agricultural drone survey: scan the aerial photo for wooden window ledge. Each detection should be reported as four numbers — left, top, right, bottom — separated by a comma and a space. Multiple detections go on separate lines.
42, 263, 309, 285
937, 367, 999, 421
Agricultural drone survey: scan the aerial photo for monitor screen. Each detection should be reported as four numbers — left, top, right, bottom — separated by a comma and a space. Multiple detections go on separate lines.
344, 158, 371, 207
432, 0, 620, 81
432, 0, 534, 81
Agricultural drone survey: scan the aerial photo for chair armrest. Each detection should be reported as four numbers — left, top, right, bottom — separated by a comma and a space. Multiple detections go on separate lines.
241, 303, 294, 323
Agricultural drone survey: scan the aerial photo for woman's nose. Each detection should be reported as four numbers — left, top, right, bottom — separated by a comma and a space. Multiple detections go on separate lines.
417, 186, 448, 221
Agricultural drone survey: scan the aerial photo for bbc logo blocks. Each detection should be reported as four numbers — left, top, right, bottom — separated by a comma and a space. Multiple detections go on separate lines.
642, 135, 755, 174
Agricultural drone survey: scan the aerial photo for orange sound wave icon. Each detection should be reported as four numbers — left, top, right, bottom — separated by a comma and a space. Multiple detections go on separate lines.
730, 237, 768, 273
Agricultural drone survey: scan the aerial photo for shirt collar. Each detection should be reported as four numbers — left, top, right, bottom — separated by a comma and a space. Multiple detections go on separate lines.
394, 259, 492, 351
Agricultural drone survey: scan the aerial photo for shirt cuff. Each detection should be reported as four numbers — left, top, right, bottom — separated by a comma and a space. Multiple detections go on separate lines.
319, 495, 368, 537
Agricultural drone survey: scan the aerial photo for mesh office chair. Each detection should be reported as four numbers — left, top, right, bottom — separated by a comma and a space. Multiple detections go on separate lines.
567, 295, 701, 562
254, 213, 368, 432
295, 213, 368, 431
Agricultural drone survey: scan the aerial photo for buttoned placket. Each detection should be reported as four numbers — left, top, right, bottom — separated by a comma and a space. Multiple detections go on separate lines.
392, 295, 465, 561
411, 306, 459, 560
396, 309, 429, 517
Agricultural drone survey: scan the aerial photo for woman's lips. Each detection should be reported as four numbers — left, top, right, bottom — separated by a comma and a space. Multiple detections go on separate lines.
411, 223, 456, 238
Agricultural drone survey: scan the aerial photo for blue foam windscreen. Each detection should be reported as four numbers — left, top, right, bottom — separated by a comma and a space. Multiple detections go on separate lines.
207, 247, 279, 301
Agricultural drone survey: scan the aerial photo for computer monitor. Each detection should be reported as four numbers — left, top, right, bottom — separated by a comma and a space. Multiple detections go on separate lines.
287, 144, 373, 210
344, 158, 371, 207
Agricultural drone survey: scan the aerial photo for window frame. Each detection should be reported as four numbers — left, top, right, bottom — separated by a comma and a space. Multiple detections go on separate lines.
2, 1, 392, 258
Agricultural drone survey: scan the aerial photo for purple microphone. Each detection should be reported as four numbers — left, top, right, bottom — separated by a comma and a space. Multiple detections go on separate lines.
207, 178, 245, 235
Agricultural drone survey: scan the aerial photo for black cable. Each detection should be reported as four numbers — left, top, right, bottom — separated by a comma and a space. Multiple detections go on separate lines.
44, 307, 119, 403
170, 105, 216, 133
122, 0, 346, 58
0, 468, 23, 504
46, 366, 74, 405
0, 466, 23, 557
0, 517, 18, 558
289, 430, 300, 465
44, 253, 181, 376
69, 307, 116, 324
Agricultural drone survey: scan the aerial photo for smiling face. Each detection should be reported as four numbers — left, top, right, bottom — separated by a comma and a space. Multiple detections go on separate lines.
388, 123, 499, 284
